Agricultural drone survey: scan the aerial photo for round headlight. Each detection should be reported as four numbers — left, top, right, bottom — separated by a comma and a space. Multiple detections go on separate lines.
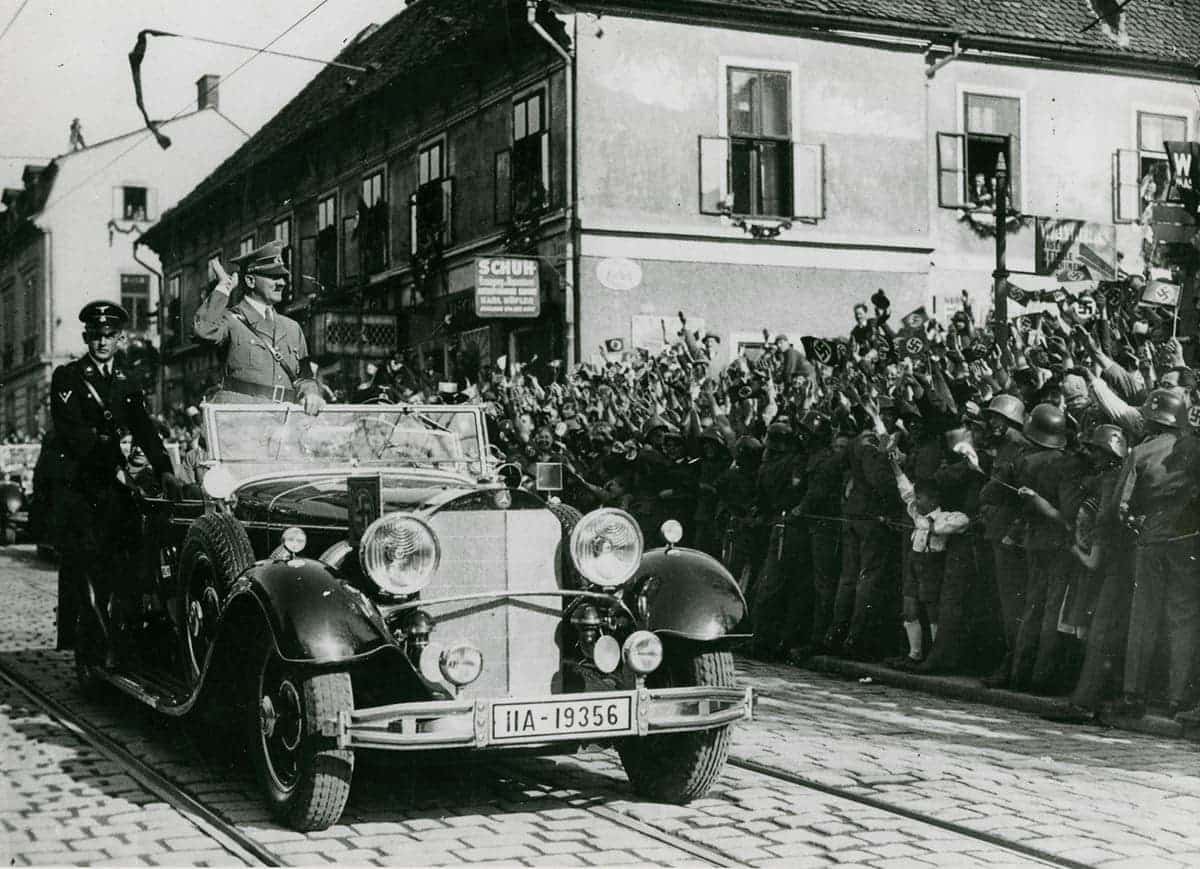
622, 630, 663, 675
569, 508, 644, 588
439, 643, 483, 686
5, 494, 22, 513
360, 513, 440, 596
202, 464, 237, 501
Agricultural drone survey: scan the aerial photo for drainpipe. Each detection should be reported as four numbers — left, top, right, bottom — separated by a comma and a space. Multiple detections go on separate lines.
526, 0, 577, 367
925, 38, 962, 79
133, 238, 165, 410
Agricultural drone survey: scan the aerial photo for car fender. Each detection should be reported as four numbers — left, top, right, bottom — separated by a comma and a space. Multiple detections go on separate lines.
624, 546, 751, 642
224, 557, 396, 664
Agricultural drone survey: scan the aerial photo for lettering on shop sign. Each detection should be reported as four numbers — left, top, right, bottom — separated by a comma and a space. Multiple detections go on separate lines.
474, 255, 541, 319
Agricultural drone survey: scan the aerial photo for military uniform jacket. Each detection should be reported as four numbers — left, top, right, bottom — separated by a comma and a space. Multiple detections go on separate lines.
50, 356, 171, 487
193, 289, 308, 393
1114, 431, 1200, 543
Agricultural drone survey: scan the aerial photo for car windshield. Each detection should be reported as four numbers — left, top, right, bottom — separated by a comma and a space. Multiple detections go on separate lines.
205, 404, 486, 482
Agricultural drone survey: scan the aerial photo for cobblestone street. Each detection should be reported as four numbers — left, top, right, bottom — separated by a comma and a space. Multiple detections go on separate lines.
1, 545, 1198, 867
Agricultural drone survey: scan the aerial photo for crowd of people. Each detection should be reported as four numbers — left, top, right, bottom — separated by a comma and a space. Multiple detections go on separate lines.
421, 279, 1196, 724
37, 273, 1200, 723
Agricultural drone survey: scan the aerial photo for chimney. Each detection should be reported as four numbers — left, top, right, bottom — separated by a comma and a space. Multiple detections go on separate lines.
197, 74, 220, 111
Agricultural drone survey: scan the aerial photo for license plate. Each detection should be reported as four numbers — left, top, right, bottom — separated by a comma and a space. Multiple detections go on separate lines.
491, 695, 634, 742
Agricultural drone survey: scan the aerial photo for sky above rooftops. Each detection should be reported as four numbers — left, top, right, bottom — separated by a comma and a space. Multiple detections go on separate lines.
0, 0, 407, 194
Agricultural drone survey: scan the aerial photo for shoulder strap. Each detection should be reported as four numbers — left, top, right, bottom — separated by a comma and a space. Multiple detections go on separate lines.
228, 306, 300, 385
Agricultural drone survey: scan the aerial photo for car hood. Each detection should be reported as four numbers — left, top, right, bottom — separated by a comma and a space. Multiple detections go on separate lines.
233, 471, 480, 526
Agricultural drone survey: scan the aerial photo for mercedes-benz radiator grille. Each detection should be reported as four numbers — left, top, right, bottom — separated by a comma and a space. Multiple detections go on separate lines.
421, 509, 564, 699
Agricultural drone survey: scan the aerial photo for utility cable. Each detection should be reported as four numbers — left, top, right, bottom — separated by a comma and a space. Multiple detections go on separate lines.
0, 0, 32, 47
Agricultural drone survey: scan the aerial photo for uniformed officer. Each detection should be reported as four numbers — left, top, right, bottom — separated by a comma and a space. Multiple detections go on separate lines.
51, 301, 174, 663
1115, 389, 1200, 718
193, 240, 324, 415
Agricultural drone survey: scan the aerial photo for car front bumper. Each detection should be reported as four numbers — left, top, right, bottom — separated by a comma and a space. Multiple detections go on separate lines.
337, 685, 754, 751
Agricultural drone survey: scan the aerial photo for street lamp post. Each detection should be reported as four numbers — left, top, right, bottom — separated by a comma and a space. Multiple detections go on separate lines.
992, 152, 1009, 346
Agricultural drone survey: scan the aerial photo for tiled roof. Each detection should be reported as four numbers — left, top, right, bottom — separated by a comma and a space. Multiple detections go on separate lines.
674, 0, 1200, 64
941, 0, 1200, 65
151, 0, 545, 234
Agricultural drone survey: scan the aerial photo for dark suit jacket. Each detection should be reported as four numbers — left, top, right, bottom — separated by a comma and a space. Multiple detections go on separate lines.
50, 355, 171, 487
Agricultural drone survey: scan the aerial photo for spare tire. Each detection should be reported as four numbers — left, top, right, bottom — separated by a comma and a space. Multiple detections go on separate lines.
178, 513, 255, 682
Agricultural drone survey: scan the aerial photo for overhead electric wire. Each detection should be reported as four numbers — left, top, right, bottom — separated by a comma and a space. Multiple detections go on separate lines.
40, 0, 335, 215
153, 30, 367, 72
0, 0, 32, 47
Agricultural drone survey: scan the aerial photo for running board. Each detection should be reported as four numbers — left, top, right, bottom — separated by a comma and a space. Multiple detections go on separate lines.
95, 667, 197, 715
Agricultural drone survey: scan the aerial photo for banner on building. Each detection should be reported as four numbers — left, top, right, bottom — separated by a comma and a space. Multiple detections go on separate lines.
1035, 218, 1118, 281
1165, 140, 1200, 216
474, 256, 541, 318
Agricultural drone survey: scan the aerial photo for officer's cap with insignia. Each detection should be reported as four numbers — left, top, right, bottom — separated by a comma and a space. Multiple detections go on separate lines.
231, 239, 288, 278
79, 300, 130, 336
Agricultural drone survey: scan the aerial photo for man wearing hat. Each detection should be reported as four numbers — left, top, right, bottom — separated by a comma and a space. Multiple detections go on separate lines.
50, 301, 174, 662
194, 240, 324, 414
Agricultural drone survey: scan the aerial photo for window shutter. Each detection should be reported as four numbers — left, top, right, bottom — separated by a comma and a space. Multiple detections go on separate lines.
112, 187, 123, 220
146, 188, 159, 221
1114, 149, 1141, 223
699, 136, 729, 214
937, 133, 966, 209
441, 177, 455, 247
540, 129, 551, 208
409, 193, 419, 256
494, 149, 512, 225
791, 143, 825, 220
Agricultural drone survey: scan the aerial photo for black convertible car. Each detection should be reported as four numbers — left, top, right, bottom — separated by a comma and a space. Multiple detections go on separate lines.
78, 403, 752, 830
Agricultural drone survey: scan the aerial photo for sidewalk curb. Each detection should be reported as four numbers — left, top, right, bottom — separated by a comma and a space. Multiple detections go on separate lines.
802, 654, 1198, 742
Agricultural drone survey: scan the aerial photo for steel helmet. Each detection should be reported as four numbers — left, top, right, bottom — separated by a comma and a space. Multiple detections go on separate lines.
1085, 424, 1128, 461
1140, 389, 1186, 430
766, 421, 794, 442
986, 394, 1026, 428
641, 415, 674, 438
1022, 403, 1067, 450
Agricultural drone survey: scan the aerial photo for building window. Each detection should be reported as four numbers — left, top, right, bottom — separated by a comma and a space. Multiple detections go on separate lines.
120, 274, 151, 333
240, 235, 255, 257
1138, 111, 1188, 208
512, 90, 550, 217
316, 195, 337, 292
164, 273, 181, 348
936, 93, 1021, 210
121, 186, 148, 221
358, 170, 388, 274
412, 139, 454, 255
727, 68, 792, 217
418, 141, 444, 187
273, 216, 291, 248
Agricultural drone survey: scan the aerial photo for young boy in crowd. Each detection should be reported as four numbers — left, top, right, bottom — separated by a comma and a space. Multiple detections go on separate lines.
887, 449, 970, 669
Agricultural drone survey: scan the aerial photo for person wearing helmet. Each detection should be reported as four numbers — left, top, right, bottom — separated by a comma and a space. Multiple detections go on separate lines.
1113, 388, 1200, 719
993, 404, 1087, 691
978, 394, 1031, 687
1046, 424, 1134, 723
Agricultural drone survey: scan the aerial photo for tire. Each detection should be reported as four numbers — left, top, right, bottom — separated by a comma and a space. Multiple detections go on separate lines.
2, 522, 14, 546
617, 649, 735, 804
547, 502, 584, 587
246, 633, 354, 831
178, 513, 254, 682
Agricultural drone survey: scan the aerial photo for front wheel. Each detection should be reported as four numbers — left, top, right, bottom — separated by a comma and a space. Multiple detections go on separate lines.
246, 635, 354, 831
617, 649, 735, 803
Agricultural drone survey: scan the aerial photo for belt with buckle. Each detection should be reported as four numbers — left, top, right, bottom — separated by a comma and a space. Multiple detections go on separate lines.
222, 377, 296, 403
